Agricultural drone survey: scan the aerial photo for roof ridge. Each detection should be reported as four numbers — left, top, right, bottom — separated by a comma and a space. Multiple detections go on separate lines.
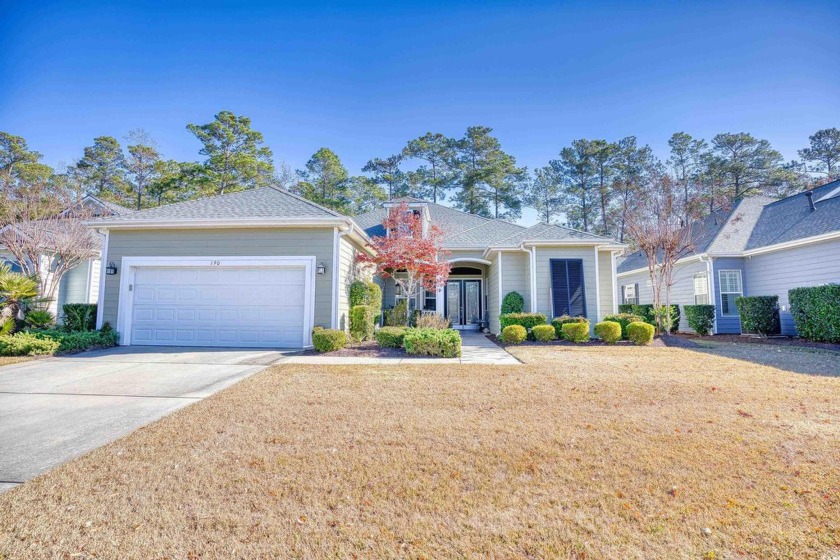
267, 186, 347, 219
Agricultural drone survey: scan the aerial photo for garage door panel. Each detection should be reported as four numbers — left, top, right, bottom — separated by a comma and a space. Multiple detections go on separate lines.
130, 265, 307, 348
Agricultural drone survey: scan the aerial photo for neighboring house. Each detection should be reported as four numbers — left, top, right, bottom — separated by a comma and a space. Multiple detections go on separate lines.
1, 194, 129, 320
617, 179, 840, 335
354, 198, 626, 335
91, 189, 625, 349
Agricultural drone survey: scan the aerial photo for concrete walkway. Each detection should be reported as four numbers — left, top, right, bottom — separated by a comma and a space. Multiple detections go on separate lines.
284, 331, 520, 365
0, 346, 289, 493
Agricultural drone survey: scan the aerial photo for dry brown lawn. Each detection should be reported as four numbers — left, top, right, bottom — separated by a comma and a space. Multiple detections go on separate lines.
1, 345, 838, 559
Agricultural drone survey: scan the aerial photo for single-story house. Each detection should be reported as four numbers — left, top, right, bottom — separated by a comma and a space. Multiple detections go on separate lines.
1, 195, 129, 321
91, 188, 625, 348
617, 179, 840, 335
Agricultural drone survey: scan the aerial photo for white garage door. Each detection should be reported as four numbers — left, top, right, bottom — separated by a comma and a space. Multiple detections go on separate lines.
130, 266, 306, 348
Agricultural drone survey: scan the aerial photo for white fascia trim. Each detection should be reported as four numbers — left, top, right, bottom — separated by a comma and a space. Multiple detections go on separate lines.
116, 256, 317, 348
616, 253, 708, 278
95, 229, 109, 329
88, 217, 351, 229
742, 231, 840, 256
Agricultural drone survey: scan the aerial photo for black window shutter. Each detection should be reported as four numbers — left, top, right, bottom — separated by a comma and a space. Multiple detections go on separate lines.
550, 259, 587, 318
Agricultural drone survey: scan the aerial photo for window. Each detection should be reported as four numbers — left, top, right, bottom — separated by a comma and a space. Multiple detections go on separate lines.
424, 290, 437, 311
621, 283, 639, 305
550, 259, 586, 318
693, 273, 709, 305
394, 279, 417, 311
718, 270, 742, 316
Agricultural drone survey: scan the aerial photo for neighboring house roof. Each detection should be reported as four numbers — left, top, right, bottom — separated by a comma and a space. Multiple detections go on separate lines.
91, 186, 347, 224
81, 195, 133, 217
746, 179, 840, 250
617, 179, 840, 274
353, 197, 617, 249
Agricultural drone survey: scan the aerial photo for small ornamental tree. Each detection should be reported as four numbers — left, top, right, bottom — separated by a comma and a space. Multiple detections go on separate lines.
357, 203, 450, 326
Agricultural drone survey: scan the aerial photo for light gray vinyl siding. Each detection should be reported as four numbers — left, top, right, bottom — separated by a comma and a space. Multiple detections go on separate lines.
102, 228, 335, 330
617, 259, 708, 332
337, 235, 358, 332
597, 250, 615, 320
487, 254, 500, 333
534, 247, 597, 325
744, 238, 840, 335
57, 260, 91, 319
499, 250, 531, 314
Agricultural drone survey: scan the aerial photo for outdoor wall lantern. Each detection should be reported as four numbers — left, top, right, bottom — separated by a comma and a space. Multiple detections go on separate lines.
317, 262, 327, 275
105, 261, 118, 275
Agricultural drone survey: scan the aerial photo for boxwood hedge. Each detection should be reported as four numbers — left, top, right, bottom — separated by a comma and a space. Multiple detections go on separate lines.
789, 284, 840, 343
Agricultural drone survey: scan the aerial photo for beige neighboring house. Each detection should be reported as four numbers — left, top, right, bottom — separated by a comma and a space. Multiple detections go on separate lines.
90, 187, 626, 350
1, 195, 130, 321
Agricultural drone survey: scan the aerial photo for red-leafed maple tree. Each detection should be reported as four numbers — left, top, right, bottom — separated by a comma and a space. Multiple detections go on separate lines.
357, 203, 450, 323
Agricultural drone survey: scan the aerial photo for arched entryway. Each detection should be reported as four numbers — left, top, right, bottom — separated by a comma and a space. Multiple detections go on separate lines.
444, 259, 489, 331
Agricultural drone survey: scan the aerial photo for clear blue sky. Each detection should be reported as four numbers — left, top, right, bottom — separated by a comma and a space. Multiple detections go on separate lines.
2, 0, 838, 222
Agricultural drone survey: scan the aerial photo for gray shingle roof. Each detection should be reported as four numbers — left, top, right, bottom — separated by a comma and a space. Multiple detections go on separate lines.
618, 180, 840, 273
95, 187, 346, 222
353, 198, 616, 248
746, 180, 840, 250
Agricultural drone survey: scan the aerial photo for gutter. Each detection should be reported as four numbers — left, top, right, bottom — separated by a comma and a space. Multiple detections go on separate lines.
84, 217, 353, 230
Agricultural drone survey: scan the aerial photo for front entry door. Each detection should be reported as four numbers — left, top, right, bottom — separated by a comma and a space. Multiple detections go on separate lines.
446, 279, 482, 330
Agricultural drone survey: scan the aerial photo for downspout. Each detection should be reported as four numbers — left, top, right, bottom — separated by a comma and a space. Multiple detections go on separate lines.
331, 225, 352, 329
611, 250, 619, 314
700, 255, 717, 334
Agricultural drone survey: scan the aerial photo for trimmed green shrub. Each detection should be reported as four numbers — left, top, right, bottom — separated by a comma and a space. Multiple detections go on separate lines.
62, 304, 97, 332
629, 304, 679, 333
349, 305, 375, 341
368, 281, 383, 324
27, 329, 119, 353
500, 324, 527, 344
594, 321, 622, 343
561, 322, 590, 343
684, 305, 715, 336
532, 324, 556, 342
499, 312, 547, 331
626, 321, 655, 345
735, 296, 780, 336
349, 281, 369, 307
376, 326, 407, 348
618, 304, 635, 314
25, 310, 54, 329
551, 315, 588, 339
603, 313, 644, 340
501, 291, 525, 314
0, 332, 60, 356
403, 328, 461, 358
789, 284, 840, 343
312, 328, 347, 352
384, 300, 408, 326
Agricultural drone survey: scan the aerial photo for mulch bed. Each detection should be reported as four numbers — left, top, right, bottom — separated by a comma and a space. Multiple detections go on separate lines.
486, 333, 701, 349
300, 340, 408, 358
675, 333, 840, 353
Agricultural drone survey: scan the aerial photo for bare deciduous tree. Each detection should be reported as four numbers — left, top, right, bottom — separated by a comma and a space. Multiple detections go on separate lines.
625, 173, 697, 334
0, 200, 100, 308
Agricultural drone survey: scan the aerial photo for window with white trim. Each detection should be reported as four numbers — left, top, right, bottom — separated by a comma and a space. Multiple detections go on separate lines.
718, 270, 742, 316
621, 283, 639, 305
394, 282, 417, 311
693, 272, 709, 305
424, 290, 437, 311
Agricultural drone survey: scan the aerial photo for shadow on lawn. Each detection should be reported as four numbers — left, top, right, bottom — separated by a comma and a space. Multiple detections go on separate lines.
664, 337, 840, 377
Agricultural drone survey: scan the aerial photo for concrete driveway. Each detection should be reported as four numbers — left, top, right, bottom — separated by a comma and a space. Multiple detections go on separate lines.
0, 346, 290, 493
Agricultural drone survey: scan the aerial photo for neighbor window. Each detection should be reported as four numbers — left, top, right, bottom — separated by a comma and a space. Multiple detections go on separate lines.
621, 283, 639, 305
395, 280, 417, 311
693, 272, 709, 305
718, 270, 742, 316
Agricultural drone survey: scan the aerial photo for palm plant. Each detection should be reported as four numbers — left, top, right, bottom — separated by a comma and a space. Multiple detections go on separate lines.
0, 264, 39, 333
